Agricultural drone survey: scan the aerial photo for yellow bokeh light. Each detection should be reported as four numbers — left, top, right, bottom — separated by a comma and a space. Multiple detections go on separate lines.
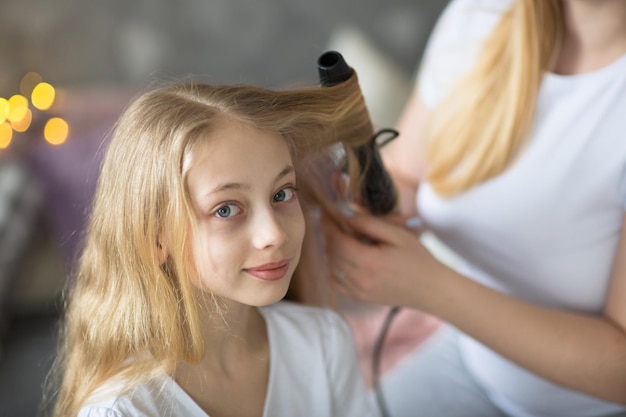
11, 108, 32, 132
31, 82, 55, 111
8, 94, 29, 123
44, 117, 69, 145
0, 98, 8, 124
20, 72, 43, 97
0, 122, 12, 149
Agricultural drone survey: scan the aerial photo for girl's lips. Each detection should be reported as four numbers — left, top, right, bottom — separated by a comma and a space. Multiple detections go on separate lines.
244, 260, 290, 281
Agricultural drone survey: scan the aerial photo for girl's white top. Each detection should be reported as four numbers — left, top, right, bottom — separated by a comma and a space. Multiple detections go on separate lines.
78, 301, 378, 417
417, 0, 626, 416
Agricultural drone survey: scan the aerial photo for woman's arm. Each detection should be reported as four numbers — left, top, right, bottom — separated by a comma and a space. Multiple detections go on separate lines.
322, 211, 626, 404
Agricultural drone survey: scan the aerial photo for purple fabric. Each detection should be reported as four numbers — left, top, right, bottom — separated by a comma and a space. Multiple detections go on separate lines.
28, 126, 109, 266
25, 89, 133, 268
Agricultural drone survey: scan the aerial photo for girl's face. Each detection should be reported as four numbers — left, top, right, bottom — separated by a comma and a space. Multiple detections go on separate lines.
185, 120, 305, 306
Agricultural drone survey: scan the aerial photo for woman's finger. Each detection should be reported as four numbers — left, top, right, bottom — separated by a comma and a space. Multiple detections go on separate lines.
384, 214, 423, 237
336, 209, 415, 246
330, 265, 356, 292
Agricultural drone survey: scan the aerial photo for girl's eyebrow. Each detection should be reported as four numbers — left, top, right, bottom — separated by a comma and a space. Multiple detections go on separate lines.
207, 165, 295, 195
275, 165, 295, 182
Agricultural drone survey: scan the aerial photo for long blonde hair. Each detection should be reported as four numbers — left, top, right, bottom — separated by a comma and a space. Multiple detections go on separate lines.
50, 75, 373, 417
426, 0, 563, 197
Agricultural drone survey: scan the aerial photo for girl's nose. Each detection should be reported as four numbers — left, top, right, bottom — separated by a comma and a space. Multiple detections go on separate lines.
251, 208, 287, 250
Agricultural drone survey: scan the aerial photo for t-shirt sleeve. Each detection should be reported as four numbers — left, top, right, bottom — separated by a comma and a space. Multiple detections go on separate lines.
322, 309, 381, 417
416, 0, 512, 108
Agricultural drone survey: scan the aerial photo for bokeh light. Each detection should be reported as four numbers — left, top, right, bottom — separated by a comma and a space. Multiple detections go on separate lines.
44, 117, 69, 145
11, 108, 32, 132
31, 82, 55, 111
0, 122, 12, 149
8, 94, 29, 124
20, 72, 43, 97
0, 98, 8, 124
1, 73, 69, 151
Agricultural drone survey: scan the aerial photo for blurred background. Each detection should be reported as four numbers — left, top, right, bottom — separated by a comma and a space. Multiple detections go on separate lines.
0, 0, 447, 415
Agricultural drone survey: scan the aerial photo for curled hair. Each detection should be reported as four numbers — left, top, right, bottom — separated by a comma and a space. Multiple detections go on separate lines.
426, 0, 563, 196
51, 73, 373, 416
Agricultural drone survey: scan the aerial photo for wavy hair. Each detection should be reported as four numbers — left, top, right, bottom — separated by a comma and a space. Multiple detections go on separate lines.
50, 75, 373, 417
425, 0, 563, 196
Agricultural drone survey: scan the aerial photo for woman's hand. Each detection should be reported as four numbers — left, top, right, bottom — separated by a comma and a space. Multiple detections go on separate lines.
321, 208, 450, 311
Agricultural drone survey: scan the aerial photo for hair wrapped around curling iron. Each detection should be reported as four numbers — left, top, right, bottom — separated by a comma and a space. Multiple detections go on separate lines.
287, 51, 399, 305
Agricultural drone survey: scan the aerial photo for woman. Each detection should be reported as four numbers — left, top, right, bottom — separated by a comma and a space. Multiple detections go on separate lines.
49, 78, 379, 417
322, 0, 626, 416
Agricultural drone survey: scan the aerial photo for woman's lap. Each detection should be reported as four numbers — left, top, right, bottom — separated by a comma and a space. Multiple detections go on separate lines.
376, 324, 507, 417
376, 324, 626, 417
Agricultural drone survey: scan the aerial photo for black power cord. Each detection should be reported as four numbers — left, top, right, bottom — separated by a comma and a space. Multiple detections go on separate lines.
372, 305, 401, 417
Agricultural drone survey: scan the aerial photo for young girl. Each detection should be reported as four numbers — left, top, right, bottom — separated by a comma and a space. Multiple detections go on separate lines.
50, 77, 379, 416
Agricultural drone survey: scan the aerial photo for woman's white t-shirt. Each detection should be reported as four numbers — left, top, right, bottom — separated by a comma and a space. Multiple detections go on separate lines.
77, 302, 378, 417
416, 0, 626, 416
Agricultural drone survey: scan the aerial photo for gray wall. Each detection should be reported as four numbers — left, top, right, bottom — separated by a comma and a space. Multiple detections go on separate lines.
0, 0, 447, 94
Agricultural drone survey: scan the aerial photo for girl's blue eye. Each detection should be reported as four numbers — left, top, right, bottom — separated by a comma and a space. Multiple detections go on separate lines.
215, 203, 240, 218
274, 187, 295, 202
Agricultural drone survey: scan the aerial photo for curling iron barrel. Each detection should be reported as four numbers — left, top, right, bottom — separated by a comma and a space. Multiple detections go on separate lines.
317, 50, 398, 215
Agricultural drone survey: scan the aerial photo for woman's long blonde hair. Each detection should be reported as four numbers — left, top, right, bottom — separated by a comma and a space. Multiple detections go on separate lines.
426, 0, 563, 197
50, 75, 373, 417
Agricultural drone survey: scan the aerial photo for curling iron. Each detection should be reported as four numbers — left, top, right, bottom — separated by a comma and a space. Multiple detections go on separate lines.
317, 50, 398, 215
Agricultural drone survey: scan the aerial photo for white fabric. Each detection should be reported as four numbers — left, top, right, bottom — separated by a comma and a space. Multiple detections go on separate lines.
415, 0, 626, 416
77, 301, 378, 417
